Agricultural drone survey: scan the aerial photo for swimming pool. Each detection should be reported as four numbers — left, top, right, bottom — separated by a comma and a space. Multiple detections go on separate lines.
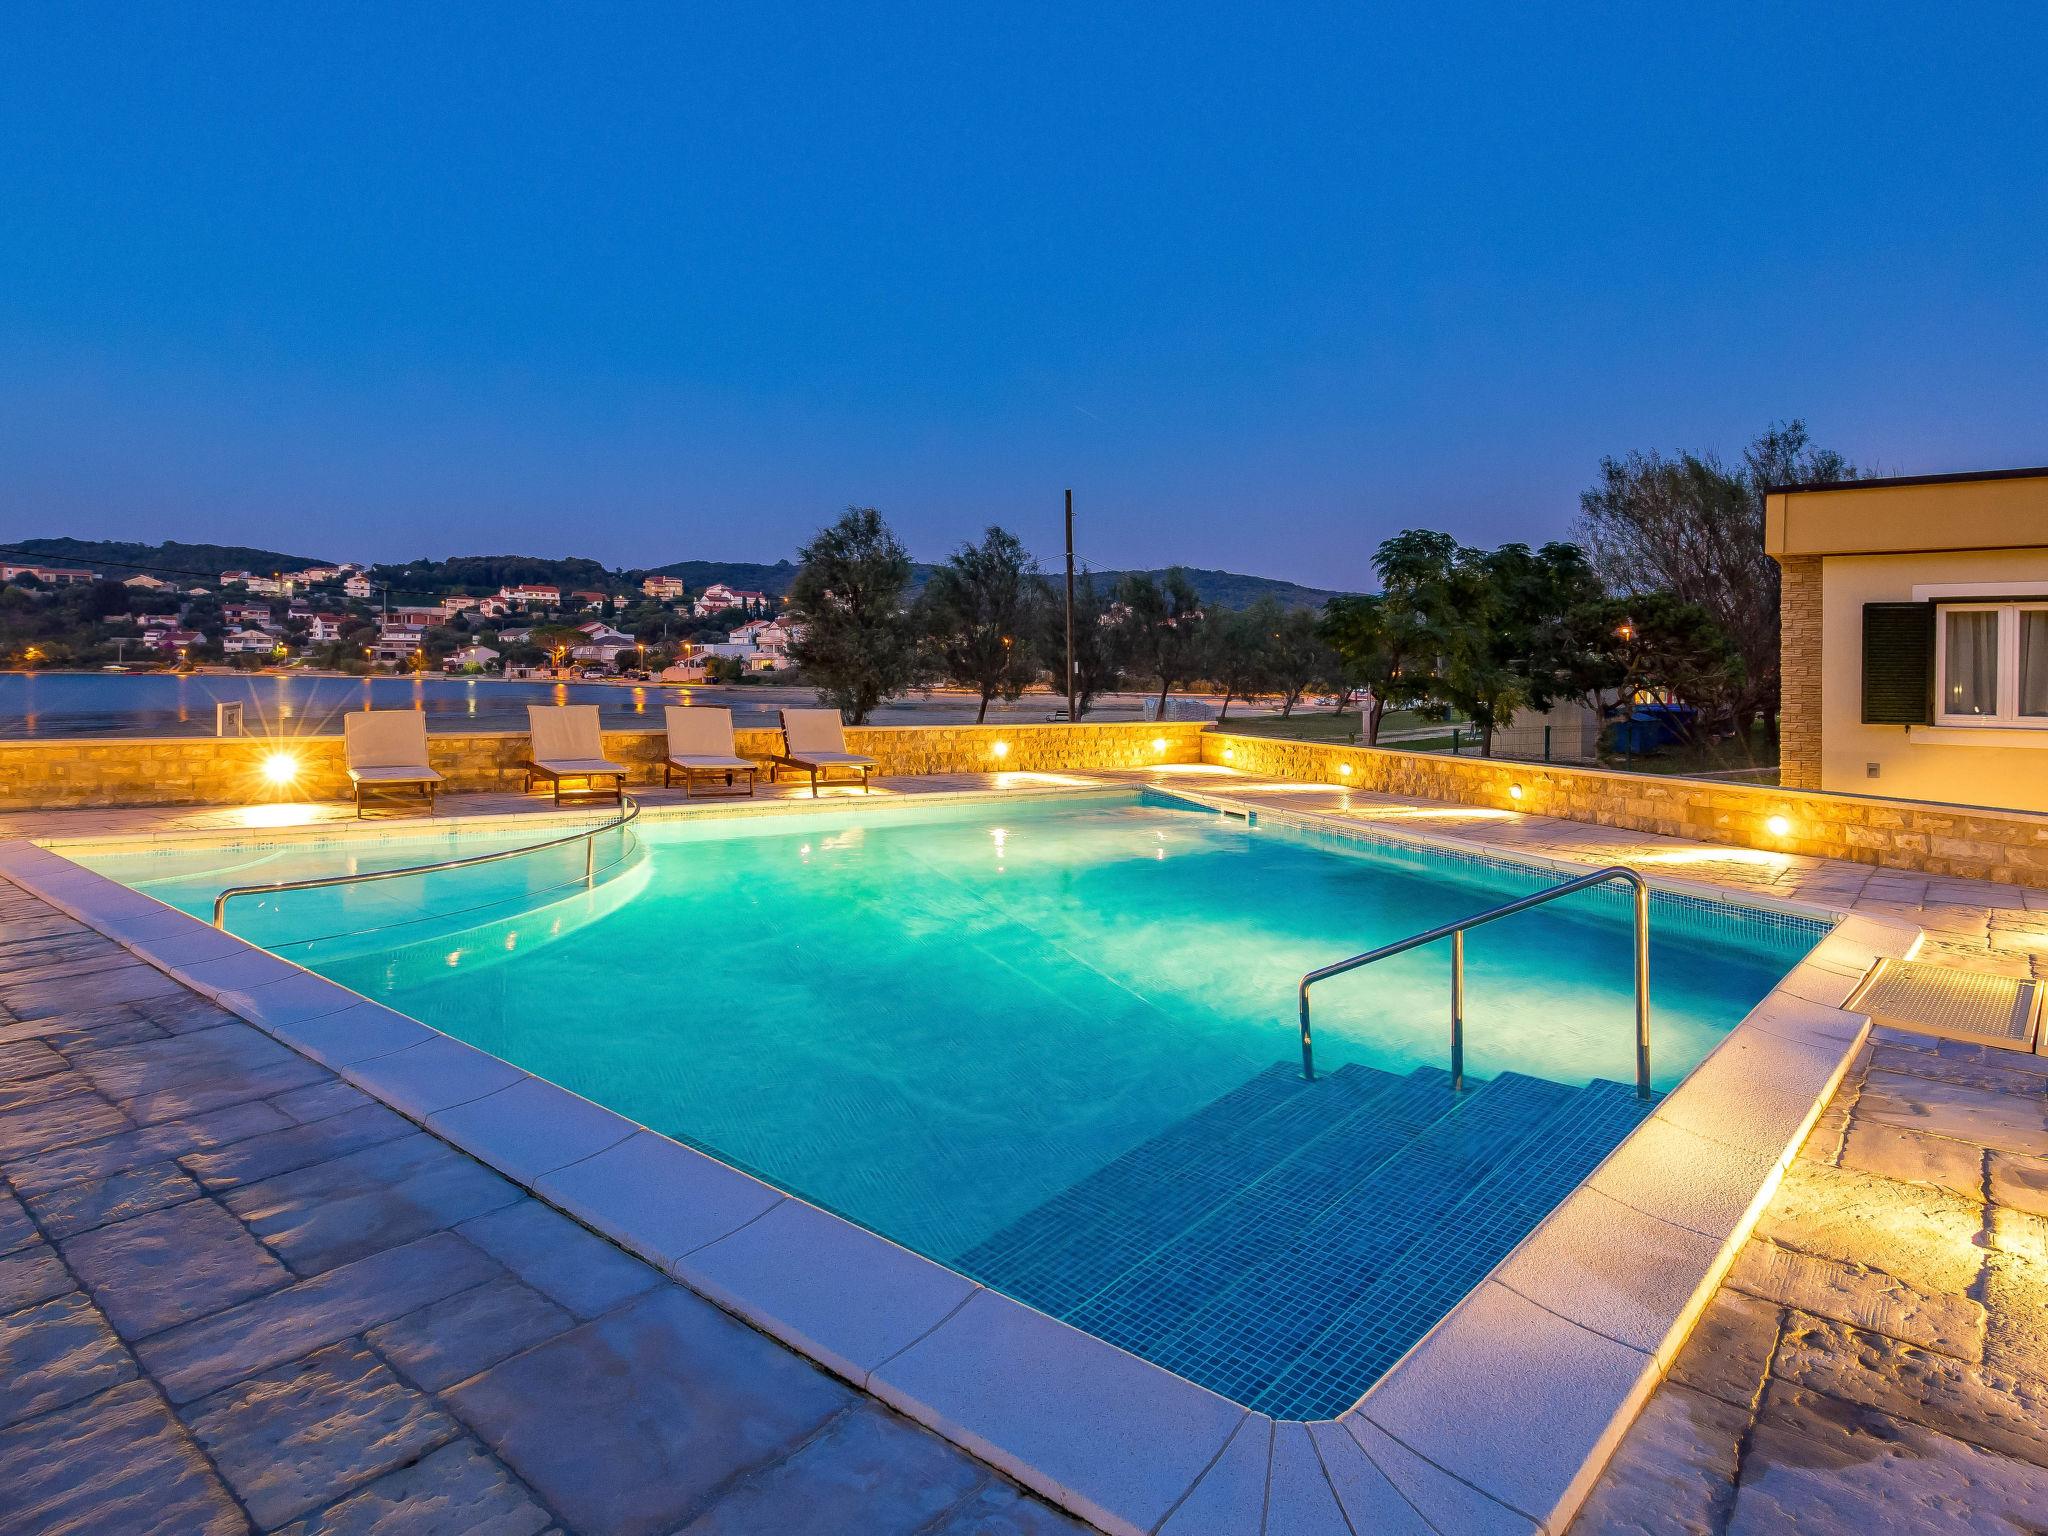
78, 789, 1824, 1415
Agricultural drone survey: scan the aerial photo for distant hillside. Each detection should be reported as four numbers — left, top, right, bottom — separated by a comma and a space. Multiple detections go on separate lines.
370, 554, 620, 594
4, 537, 330, 582
649, 558, 1349, 609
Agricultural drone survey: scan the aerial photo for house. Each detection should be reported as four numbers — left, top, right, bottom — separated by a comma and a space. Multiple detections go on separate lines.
440, 595, 482, 615
221, 571, 290, 595
307, 615, 343, 643
501, 584, 560, 608
143, 626, 205, 654
370, 624, 426, 664
1769, 465, 2048, 814
476, 596, 512, 618
570, 590, 608, 610
641, 575, 687, 600
2, 564, 96, 586
443, 644, 501, 672
391, 605, 444, 628
123, 574, 171, 591
576, 622, 633, 644
222, 629, 282, 656
496, 627, 535, 645
293, 566, 343, 583
223, 602, 274, 628
729, 617, 799, 670
571, 640, 635, 665
344, 573, 374, 598
692, 584, 768, 616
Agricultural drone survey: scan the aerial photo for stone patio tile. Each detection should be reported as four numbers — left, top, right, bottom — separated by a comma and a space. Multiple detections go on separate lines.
270, 1002, 438, 1071
1665, 1287, 1781, 1412
1728, 1385, 2048, 1533
73, 1021, 304, 1098
182, 1101, 415, 1192
1868, 1043, 2048, 1098
1, 1003, 165, 1051
0, 1188, 35, 1256
924, 1481, 1094, 1536
872, 1288, 1245, 1536
1855, 1069, 2048, 1158
446, 1285, 854, 1536
0, 1065, 106, 1113
1769, 1312, 2048, 1470
1990, 1150, 2048, 1218
1, 961, 190, 1020
139, 1230, 502, 1403
121, 1055, 331, 1128
676, 1195, 975, 1385
1728, 1238, 1986, 1360
25, 1159, 203, 1241
222, 1133, 522, 1275
62, 1196, 290, 1339
365, 1276, 575, 1393
271, 1079, 375, 1126
1493, 1185, 1724, 1361
454, 1199, 661, 1320
131, 990, 250, 1037
185, 1339, 461, 1529
0, 1378, 245, 1536
0, 1290, 135, 1428
1571, 1382, 1747, 1536
1838, 1118, 1986, 1196
0, 1036, 65, 1082
533, 1128, 784, 1270
1261, 1420, 1347, 1535
3, 1097, 290, 1198
3, 950, 157, 987
0, 1242, 76, 1312
342, 1037, 525, 1121
0, 1088, 132, 1160
1339, 1414, 1535, 1534
1357, 1279, 1656, 1531
275, 1437, 552, 1536
427, 1076, 637, 1187
1754, 1159, 1988, 1298
1156, 1414, 1270, 1536
675, 1400, 987, 1535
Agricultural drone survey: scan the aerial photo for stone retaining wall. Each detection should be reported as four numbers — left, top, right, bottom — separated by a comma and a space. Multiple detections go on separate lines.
0, 720, 1208, 810
1205, 730, 2048, 886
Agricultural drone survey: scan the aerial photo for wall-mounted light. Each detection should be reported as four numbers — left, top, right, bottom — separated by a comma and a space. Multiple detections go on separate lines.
991, 740, 1010, 760
1222, 746, 1235, 762
1339, 763, 1353, 777
1152, 737, 1167, 753
1509, 784, 1524, 801
1766, 814, 1792, 838
261, 751, 300, 786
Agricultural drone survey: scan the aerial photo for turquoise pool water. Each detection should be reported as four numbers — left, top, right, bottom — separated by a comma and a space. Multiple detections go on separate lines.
80, 790, 1822, 1412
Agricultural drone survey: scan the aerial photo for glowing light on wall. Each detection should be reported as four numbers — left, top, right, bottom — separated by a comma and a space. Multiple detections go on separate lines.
1766, 814, 1792, 838
261, 751, 300, 786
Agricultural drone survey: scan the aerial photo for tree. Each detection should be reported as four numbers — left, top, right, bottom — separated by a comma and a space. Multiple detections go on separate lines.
1320, 530, 1466, 744
1205, 598, 1284, 721
1039, 568, 1123, 717
1264, 607, 1333, 717
1115, 568, 1206, 715
918, 526, 1044, 723
1578, 420, 1858, 738
785, 507, 918, 724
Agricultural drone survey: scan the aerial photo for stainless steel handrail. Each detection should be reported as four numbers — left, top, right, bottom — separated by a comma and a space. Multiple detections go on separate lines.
1298, 865, 1651, 1098
212, 796, 641, 930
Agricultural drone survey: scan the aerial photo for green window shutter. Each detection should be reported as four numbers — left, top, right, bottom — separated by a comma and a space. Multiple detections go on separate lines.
1861, 602, 1934, 724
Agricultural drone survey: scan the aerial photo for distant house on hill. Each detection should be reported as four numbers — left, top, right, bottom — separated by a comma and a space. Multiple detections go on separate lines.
3, 563, 97, 586
641, 575, 687, 600
444, 644, 501, 672
692, 583, 768, 616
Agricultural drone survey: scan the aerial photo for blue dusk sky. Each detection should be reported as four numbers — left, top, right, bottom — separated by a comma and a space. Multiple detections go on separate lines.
1, 5, 2043, 589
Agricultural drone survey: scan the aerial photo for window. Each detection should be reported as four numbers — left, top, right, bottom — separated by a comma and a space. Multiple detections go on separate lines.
1935, 602, 2048, 727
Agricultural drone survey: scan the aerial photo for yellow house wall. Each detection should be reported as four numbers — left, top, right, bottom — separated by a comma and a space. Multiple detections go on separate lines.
1818, 549, 2048, 814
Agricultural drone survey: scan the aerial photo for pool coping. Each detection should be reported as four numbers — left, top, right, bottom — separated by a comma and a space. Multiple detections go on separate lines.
0, 787, 1924, 1536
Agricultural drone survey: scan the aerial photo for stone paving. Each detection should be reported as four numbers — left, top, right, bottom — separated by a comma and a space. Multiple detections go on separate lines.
0, 878, 1090, 1536
1574, 1027, 2048, 1532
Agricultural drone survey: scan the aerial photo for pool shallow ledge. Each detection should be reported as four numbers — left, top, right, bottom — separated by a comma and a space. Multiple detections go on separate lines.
0, 822, 1921, 1536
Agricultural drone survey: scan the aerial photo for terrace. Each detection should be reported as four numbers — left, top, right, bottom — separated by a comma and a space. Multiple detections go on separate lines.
2, 733, 2045, 1533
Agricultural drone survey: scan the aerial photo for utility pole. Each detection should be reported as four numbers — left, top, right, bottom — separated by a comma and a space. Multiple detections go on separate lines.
1064, 489, 1078, 723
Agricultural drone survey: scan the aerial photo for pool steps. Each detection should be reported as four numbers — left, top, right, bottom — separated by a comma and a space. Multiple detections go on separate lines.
964, 1060, 1656, 1418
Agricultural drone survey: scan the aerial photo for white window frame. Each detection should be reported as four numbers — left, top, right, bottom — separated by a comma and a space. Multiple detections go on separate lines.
1933, 600, 2048, 728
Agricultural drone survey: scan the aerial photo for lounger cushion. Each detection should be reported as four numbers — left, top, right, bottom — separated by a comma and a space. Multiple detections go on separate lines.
666, 705, 742, 759
668, 754, 754, 770
781, 751, 875, 767
528, 704, 610, 764
529, 758, 627, 776
780, 707, 859, 757
344, 710, 433, 772
348, 765, 444, 784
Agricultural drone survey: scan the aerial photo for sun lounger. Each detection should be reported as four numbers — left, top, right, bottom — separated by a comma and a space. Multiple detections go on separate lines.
342, 710, 442, 818
523, 705, 627, 806
663, 705, 756, 797
770, 708, 875, 796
